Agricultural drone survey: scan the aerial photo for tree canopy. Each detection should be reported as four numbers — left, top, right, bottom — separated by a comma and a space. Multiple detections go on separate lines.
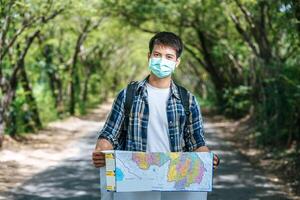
0, 0, 299, 152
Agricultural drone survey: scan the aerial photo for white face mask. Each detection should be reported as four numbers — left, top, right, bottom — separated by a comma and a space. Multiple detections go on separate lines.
148, 58, 176, 78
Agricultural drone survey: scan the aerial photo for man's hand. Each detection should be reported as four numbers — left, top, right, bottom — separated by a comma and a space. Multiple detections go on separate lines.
194, 146, 220, 169
213, 154, 220, 169
92, 139, 113, 168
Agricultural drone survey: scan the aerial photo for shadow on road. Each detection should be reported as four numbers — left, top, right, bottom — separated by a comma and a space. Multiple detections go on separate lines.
206, 123, 291, 200
5, 131, 101, 200
3, 120, 293, 200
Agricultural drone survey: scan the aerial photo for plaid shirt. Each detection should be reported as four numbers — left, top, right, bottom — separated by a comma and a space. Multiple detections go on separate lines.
98, 77, 206, 152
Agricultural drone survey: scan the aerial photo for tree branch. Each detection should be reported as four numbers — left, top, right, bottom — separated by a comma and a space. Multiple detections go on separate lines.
0, 0, 14, 54
230, 13, 259, 57
9, 30, 40, 87
234, 0, 255, 29
184, 44, 207, 70
0, 7, 64, 60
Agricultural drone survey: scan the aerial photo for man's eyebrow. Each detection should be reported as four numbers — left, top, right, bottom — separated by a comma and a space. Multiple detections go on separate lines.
153, 51, 162, 54
166, 54, 175, 57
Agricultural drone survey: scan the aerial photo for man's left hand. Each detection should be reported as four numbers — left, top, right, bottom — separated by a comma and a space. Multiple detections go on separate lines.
213, 154, 220, 169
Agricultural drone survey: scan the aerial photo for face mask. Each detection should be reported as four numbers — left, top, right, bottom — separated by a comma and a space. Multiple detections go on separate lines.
148, 57, 177, 78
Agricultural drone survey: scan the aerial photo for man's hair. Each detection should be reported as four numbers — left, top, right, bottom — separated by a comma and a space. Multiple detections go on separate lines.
149, 31, 183, 58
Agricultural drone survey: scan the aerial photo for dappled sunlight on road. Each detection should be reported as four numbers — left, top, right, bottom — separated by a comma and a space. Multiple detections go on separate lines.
206, 121, 293, 200
7, 132, 100, 200
0, 104, 297, 200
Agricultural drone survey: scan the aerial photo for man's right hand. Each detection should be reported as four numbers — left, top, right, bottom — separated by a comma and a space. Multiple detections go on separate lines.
92, 139, 113, 168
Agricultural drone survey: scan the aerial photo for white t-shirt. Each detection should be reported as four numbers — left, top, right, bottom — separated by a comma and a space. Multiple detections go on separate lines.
146, 82, 171, 152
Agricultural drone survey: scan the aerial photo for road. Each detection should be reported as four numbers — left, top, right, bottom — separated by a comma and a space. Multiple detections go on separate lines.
0, 102, 296, 200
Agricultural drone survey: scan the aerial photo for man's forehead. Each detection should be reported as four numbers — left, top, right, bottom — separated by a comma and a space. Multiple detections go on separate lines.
152, 44, 176, 55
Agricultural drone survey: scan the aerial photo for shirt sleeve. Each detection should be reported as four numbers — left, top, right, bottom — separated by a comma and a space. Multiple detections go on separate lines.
97, 89, 126, 149
185, 94, 206, 151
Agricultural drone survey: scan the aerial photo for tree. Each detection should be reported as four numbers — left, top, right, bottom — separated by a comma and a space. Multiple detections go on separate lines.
0, 0, 64, 145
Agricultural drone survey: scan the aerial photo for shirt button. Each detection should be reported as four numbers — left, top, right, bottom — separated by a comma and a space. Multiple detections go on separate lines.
170, 136, 174, 140
169, 121, 173, 124
168, 105, 171, 109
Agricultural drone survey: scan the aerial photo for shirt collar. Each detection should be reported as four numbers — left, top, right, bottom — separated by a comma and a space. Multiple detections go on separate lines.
136, 75, 180, 100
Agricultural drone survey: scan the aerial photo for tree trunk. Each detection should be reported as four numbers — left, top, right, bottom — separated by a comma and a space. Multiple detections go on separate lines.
69, 32, 87, 115
7, 94, 17, 137
19, 62, 42, 129
81, 66, 91, 107
69, 19, 102, 115
0, 107, 5, 148
195, 29, 228, 109
0, 65, 19, 146
43, 44, 64, 114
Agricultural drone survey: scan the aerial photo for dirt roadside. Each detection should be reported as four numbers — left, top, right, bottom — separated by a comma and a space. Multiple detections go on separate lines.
0, 100, 113, 197
202, 111, 300, 199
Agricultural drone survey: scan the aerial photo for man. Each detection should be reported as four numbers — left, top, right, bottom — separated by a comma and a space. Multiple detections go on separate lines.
93, 32, 219, 200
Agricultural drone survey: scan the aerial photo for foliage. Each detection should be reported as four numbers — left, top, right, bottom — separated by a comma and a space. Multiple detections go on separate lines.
0, 0, 149, 136
223, 86, 251, 118
0, 0, 299, 152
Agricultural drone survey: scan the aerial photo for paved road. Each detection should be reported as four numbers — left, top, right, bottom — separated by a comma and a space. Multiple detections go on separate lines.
205, 121, 291, 200
3, 130, 100, 200
1, 111, 294, 199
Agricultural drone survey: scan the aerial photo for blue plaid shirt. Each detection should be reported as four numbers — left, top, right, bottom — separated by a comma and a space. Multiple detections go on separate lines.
98, 77, 206, 152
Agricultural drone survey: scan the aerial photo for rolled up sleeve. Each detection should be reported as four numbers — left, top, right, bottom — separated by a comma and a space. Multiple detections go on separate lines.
97, 89, 126, 149
185, 94, 206, 151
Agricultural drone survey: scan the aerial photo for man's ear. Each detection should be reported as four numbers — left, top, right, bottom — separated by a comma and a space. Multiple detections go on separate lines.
175, 58, 181, 68
147, 52, 151, 62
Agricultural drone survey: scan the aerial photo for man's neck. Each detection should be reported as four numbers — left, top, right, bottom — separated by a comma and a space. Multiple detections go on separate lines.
148, 74, 171, 89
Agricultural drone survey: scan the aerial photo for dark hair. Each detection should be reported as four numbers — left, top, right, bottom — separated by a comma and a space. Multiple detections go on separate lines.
149, 32, 183, 58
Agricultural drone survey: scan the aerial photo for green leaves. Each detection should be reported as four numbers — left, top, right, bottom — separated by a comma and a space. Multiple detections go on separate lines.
223, 86, 252, 118
1, 0, 299, 152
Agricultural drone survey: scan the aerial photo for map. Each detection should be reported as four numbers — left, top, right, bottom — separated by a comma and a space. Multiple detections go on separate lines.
104, 151, 213, 192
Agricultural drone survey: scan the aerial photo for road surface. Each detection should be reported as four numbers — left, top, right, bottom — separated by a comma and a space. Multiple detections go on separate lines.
0, 102, 296, 200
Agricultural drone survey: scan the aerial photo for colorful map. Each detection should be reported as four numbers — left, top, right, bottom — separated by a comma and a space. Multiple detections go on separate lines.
114, 151, 213, 192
